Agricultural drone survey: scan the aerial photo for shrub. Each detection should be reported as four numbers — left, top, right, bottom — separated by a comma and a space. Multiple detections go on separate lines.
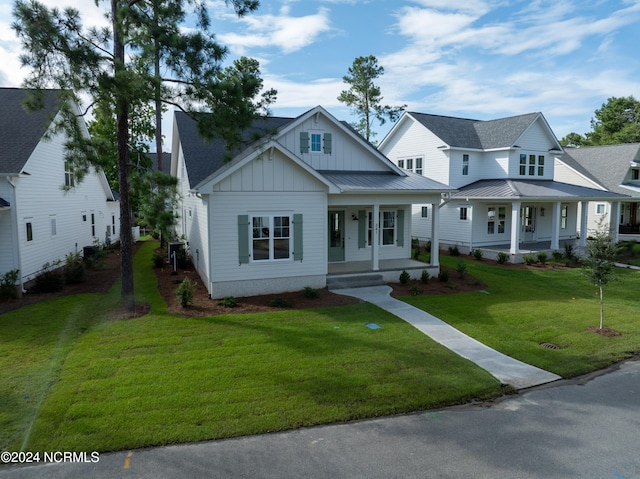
64, 252, 86, 284
564, 243, 576, 262
303, 286, 320, 299
410, 286, 422, 296
152, 252, 165, 268
551, 250, 564, 263
217, 296, 237, 308
175, 278, 194, 308
399, 270, 410, 285
448, 245, 460, 256
537, 252, 548, 264
413, 248, 420, 260
472, 249, 483, 260
420, 269, 430, 284
269, 298, 291, 308
0, 269, 19, 300
522, 253, 536, 265
85, 240, 107, 270
34, 261, 64, 293
438, 268, 449, 283
496, 252, 510, 264
632, 243, 640, 257
456, 260, 468, 278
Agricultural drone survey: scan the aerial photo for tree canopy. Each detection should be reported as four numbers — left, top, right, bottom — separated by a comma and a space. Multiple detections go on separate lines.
337, 55, 406, 143
12, 0, 275, 310
560, 96, 640, 147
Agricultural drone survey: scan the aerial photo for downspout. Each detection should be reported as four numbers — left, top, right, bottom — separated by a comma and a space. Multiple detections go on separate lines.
7, 177, 24, 294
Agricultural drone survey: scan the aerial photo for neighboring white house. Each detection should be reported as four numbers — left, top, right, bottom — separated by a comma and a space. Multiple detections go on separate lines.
379, 111, 625, 261
0, 88, 120, 288
555, 143, 640, 236
171, 106, 453, 299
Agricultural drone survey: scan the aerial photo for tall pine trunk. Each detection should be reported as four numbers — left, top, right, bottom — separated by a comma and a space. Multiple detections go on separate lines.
113, 0, 135, 311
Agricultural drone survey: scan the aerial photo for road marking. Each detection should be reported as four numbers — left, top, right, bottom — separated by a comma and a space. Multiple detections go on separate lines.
124, 451, 133, 469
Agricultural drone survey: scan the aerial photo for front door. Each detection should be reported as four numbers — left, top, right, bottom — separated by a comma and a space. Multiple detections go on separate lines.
521, 205, 536, 242
328, 211, 345, 262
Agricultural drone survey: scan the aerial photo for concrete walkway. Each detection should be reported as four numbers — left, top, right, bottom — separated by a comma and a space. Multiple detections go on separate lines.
332, 285, 561, 390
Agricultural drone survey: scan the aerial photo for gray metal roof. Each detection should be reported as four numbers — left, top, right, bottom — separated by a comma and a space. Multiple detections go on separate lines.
560, 144, 640, 196
318, 170, 452, 192
0, 88, 62, 174
175, 112, 294, 188
452, 179, 627, 201
409, 112, 541, 149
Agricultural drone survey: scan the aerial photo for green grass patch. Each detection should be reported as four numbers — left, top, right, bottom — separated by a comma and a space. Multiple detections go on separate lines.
401, 256, 640, 378
2, 241, 502, 453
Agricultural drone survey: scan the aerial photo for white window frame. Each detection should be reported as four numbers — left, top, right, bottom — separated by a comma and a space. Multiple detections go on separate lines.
310, 131, 323, 153
421, 206, 428, 218
25, 218, 34, 243
250, 214, 293, 262
64, 160, 75, 188
415, 157, 423, 175
367, 210, 397, 246
397, 159, 404, 169
561, 204, 568, 229
462, 154, 469, 176
595, 203, 606, 215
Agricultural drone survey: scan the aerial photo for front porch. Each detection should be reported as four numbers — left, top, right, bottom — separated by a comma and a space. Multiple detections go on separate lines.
472, 239, 584, 263
327, 258, 437, 288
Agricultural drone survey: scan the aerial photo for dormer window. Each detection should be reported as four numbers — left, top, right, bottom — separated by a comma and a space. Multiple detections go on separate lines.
311, 133, 322, 152
519, 153, 544, 177
632, 169, 639, 180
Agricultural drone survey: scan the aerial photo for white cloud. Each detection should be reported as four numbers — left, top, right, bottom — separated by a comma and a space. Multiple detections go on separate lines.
218, 7, 332, 55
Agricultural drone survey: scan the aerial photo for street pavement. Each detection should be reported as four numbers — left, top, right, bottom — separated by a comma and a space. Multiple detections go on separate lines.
2, 357, 639, 479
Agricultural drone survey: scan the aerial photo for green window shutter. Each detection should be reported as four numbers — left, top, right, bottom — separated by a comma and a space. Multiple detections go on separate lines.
293, 214, 303, 261
358, 210, 366, 249
396, 209, 404, 247
238, 215, 249, 264
323, 133, 332, 154
300, 132, 309, 154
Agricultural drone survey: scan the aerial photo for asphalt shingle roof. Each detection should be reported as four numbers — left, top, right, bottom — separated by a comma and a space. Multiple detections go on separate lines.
560, 144, 640, 196
409, 112, 541, 150
0, 88, 62, 174
452, 179, 627, 200
175, 112, 294, 189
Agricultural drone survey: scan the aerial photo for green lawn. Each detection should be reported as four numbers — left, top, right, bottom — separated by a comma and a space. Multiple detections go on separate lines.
1, 242, 502, 453
401, 256, 640, 378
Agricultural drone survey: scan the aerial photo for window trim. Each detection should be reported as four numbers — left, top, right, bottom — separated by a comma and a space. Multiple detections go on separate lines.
250, 214, 293, 262
459, 207, 468, 221
421, 206, 429, 218
25, 218, 34, 242
64, 160, 75, 188
595, 203, 606, 215
462, 154, 469, 176
561, 204, 568, 229
367, 209, 398, 247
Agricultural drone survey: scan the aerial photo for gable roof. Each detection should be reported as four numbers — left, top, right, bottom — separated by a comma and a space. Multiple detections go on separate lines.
0, 88, 62, 175
395, 111, 557, 150
452, 179, 627, 201
560, 143, 640, 195
174, 111, 293, 189
148, 152, 171, 174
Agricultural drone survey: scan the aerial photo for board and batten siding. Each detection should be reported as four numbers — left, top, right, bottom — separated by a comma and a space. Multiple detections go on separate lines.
380, 117, 451, 185
279, 114, 389, 172
12, 123, 117, 284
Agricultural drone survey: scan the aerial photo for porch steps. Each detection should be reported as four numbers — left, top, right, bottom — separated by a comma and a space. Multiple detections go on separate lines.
326, 274, 385, 290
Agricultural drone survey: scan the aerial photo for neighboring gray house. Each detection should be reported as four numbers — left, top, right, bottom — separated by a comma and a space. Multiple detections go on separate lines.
171, 106, 453, 299
0, 88, 119, 288
555, 143, 640, 235
379, 111, 625, 261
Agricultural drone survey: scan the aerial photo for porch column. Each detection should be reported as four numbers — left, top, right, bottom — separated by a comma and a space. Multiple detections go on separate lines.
550, 201, 561, 251
372, 203, 380, 271
579, 201, 588, 247
431, 201, 440, 268
611, 201, 620, 243
510, 201, 521, 257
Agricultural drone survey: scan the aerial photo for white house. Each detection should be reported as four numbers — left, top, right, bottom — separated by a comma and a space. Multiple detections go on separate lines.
379, 112, 625, 261
171, 106, 453, 299
555, 143, 640, 236
0, 88, 119, 288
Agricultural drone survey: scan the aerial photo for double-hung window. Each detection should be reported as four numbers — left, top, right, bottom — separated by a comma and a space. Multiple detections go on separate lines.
415, 158, 423, 175
367, 210, 397, 246
252, 215, 291, 261
462, 154, 469, 175
519, 154, 527, 175
459, 207, 468, 221
311, 133, 322, 153
561, 204, 568, 229
64, 161, 75, 188
487, 207, 506, 234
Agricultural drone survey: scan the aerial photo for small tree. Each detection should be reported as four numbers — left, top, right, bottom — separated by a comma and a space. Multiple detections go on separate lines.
582, 221, 622, 329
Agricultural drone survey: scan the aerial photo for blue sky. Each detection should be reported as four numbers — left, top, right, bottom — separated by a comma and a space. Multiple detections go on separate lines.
2, 0, 640, 146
